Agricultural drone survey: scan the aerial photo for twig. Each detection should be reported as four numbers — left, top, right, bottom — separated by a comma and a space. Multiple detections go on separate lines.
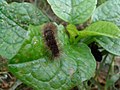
104, 55, 115, 90
9, 80, 22, 90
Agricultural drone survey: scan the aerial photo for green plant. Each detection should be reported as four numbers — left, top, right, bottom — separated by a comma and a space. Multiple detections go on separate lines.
0, 0, 120, 90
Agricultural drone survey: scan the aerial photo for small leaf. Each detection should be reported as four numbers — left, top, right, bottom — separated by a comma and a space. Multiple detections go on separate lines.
9, 25, 96, 90
66, 24, 79, 43
92, 0, 120, 27
78, 21, 120, 39
95, 36, 120, 56
0, 1, 49, 59
47, 0, 97, 24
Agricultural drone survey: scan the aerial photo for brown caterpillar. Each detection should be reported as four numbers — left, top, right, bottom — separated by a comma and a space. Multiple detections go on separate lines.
43, 23, 59, 57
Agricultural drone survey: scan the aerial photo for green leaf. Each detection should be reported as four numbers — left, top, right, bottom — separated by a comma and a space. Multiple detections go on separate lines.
1, 2, 49, 29
95, 36, 120, 56
0, 1, 49, 59
66, 24, 79, 43
9, 25, 96, 90
92, 0, 120, 27
9, 25, 45, 63
47, 0, 97, 24
78, 21, 120, 39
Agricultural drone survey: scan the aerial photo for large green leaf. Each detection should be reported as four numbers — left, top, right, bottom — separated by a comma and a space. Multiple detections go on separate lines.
0, 1, 49, 59
78, 21, 120, 39
9, 24, 96, 90
47, 0, 97, 24
95, 36, 120, 56
92, 0, 120, 27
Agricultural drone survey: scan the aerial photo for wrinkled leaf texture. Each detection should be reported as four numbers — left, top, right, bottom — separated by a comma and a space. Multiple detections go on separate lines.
95, 36, 120, 56
0, 0, 49, 59
92, 0, 120, 27
47, 0, 97, 24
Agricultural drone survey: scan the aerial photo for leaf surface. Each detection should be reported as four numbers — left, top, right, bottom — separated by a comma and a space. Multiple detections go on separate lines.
66, 24, 79, 43
92, 0, 120, 27
0, 1, 49, 59
95, 36, 120, 56
47, 0, 97, 24
9, 24, 96, 90
78, 21, 120, 39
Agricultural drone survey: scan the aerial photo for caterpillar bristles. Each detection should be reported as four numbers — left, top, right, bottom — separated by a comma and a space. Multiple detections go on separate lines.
43, 23, 60, 58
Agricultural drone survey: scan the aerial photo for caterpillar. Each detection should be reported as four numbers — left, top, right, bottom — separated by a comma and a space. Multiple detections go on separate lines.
43, 23, 59, 58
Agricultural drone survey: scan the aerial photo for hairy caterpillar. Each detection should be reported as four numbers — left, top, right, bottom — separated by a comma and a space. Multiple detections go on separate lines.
43, 23, 59, 58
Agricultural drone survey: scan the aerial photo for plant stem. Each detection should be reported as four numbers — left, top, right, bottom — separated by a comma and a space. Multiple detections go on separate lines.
90, 54, 108, 90
94, 54, 108, 78
104, 55, 115, 90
